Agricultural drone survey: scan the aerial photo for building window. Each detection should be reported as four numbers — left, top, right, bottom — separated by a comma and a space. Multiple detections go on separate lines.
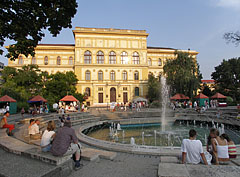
98, 87, 103, 91
109, 51, 116, 64
18, 56, 23, 65
123, 87, 127, 91
133, 52, 140, 64
134, 71, 139, 80
57, 56, 61, 65
158, 58, 162, 66
110, 70, 115, 81
31, 57, 36, 64
69, 56, 73, 65
122, 71, 127, 81
84, 51, 92, 64
97, 51, 104, 64
121, 52, 128, 64
44, 56, 48, 65
85, 87, 91, 97
135, 87, 140, 96
148, 58, 152, 66
98, 70, 103, 81
85, 70, 91, 81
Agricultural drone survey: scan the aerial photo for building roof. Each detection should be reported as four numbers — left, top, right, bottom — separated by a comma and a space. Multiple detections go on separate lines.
211, 93, 226, 99
60, 95, 79, 102
170, 93, 190, 100
28, 95, 47, 103
0, 95, 17, 102
201, 80, 215, 83
195, 93, 208, 99
147, 46, 176, 50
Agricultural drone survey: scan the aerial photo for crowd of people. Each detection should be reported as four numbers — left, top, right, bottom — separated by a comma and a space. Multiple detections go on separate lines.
110, 101, 148, 112
181, 128, 237, 165
27, 114, 82, 170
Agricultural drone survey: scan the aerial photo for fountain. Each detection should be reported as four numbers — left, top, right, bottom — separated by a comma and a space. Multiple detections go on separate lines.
117, 123, 121, 131
142, 132, 145, 145
122, 130, 125, 143
154, 130, 157, 146
130, 137, 135, 145
193, 120, 196, 127
160, 76, 169, 132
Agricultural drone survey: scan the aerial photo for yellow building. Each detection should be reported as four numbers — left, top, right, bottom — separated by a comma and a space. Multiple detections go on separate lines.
8, 27, 198, 106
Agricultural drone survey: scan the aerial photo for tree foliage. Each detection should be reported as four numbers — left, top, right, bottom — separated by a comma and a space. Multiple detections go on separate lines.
201, 84, 213, 97
147, 73, 161, 103
211, 57, 240, 101
0, 0, 78, 60
224, 31, 240, 46
0, 65, 84, 111
163, 51, 202, 99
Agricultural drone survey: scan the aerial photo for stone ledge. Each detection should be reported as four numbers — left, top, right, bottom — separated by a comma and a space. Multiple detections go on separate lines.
158, 163, 189, 177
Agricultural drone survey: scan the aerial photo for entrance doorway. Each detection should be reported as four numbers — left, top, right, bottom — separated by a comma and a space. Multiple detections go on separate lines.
123, 92, 128, 103
110, 87, 116, 102
98, 93, 103, 103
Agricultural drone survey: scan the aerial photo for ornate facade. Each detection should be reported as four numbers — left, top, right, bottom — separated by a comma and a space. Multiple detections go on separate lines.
8, 27, 198, 106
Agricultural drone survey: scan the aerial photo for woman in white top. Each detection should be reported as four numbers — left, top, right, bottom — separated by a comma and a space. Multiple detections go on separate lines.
41, 121, 56, 152
211, 129, 229, 165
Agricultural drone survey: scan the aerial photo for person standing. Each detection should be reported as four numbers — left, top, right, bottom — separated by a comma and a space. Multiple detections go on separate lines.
21, 107, 25, 118
181, 129, 208, 165
51, 121, 82, 170
0, 111, 15, 136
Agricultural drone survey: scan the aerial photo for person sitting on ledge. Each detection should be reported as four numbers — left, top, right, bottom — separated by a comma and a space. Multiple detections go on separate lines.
0, 111, 15, 136
181, 129, 208, 165
221, 133, 237, 159
211, 129, 230, 165
28, 119, 41, 140
41, 120, 56, 152
50, 121, 82, 170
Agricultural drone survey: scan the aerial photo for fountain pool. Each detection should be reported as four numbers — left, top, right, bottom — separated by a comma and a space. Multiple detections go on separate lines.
86, 121, 240, 147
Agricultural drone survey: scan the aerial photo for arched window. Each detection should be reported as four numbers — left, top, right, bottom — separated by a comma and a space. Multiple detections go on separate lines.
98, 70, 103, 81
85, 70, 91, 81
57, 56, 61, 65
85, 87, 91, 97
158, 58, 162, 66
148, 58, 152, 66
18, 56, 23, 65
135, 87, 140, 96
121, 52, 128, 64
84, 51, 92, 64
97, 51, 104, 64
31, 57, 36, 64
122, 71, 127, 81
134, 71, 139, 80
133, 52, 140, 64
69, 56, 73, 65
109, 51, 116, 64
44, 56, 48, 65
110, 70, 115, 81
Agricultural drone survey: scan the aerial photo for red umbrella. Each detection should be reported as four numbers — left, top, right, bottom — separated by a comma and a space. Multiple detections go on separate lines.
211, 93, 226, 99
60, 95, 79, 102
195, 93, 208, 99
28, 95, 47, 103
170, 93, 189, 100
0, 95, 16, 102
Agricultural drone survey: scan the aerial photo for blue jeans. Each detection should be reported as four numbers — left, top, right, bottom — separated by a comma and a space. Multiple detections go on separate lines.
42, 144, 52, 152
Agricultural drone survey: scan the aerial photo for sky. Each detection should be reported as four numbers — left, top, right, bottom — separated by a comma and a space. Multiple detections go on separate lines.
1, 0, 240, 79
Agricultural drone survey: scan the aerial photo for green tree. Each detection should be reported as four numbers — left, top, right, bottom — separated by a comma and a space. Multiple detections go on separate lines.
43, 71, 84, 105
201, 84, 213, 97
211, 57, 240, 101
163, 51, 202, 99
147, 73, 161, 103
224, 31, 240, 46
0, 0, 78, 60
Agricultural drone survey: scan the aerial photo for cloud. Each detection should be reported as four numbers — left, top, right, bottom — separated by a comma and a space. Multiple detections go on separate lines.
214, 0, 240, 9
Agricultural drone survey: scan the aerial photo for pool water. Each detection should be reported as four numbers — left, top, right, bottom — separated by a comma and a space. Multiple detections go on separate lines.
87, 123, 240, 147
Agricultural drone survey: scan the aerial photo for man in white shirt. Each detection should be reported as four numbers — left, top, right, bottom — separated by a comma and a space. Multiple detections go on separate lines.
181, 129, 208, 165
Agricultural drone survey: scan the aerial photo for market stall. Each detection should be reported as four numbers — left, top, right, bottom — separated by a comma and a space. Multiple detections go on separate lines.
0, 95, 17, 114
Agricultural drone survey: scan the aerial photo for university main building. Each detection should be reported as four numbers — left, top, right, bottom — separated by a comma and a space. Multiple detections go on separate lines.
8, 27, 198, 106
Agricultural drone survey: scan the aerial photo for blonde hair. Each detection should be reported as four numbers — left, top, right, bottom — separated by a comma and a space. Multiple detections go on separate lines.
47, 120, 56, 131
